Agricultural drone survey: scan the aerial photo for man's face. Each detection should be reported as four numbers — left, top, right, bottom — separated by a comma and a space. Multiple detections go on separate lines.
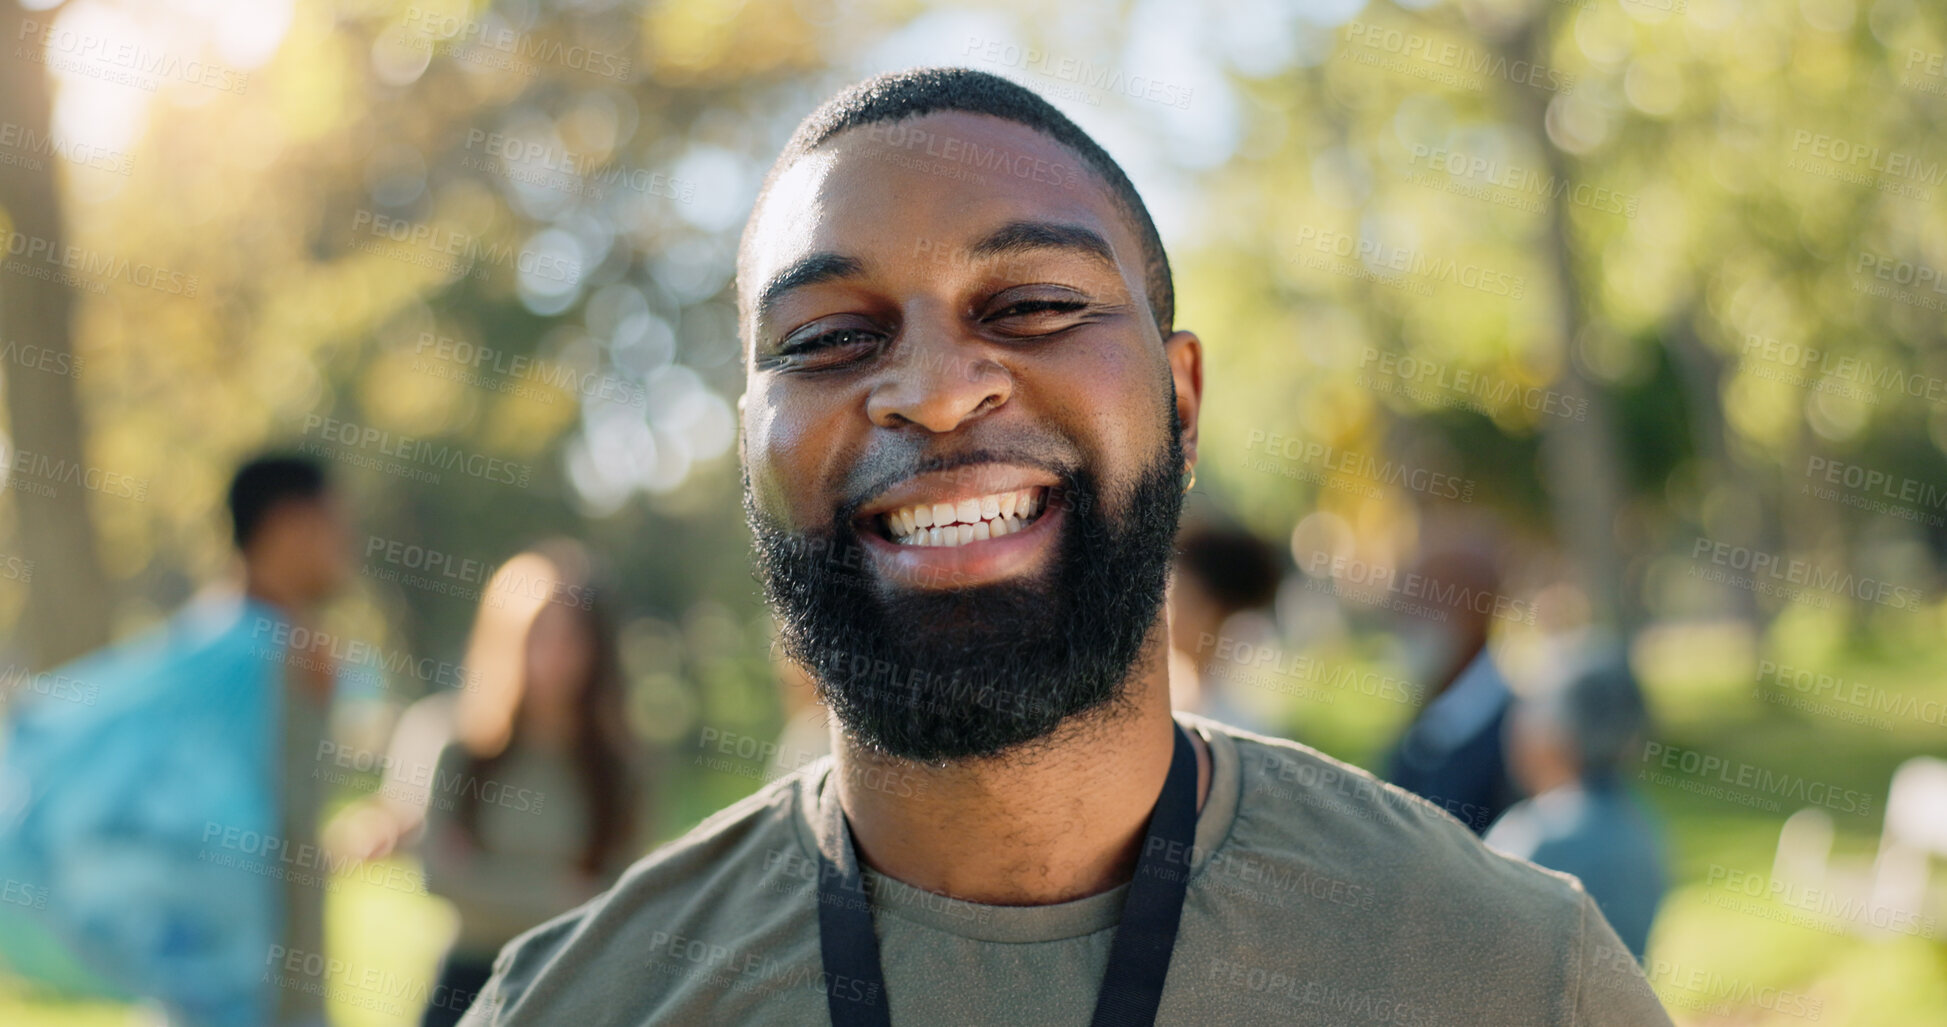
739, 111, 1202, 762
267, 494, 351, 604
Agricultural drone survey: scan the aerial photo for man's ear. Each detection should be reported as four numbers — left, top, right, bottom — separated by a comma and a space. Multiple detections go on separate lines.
1165, 330, 1203, 471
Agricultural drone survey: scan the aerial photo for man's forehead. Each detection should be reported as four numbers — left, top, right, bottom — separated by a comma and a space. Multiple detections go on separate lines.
741, 112, 1126, 294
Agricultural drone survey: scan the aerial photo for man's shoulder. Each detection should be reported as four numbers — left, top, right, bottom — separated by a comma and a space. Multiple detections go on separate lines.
462, 762, 828, 1024
1201, 718, 1590, 923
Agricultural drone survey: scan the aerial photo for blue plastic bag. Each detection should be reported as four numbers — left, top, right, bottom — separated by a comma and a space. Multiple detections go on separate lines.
0, 595, 287, 1027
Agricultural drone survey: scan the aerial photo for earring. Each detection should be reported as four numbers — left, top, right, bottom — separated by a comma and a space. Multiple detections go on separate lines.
1181, 461, 1196, 494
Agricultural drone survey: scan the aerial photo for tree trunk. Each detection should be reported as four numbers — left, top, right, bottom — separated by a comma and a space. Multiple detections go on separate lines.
1500, 18, 1633, 630
0, 0, 113, 670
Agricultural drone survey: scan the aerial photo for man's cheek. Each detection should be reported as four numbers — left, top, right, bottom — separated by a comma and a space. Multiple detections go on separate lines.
742, 400, 834, 532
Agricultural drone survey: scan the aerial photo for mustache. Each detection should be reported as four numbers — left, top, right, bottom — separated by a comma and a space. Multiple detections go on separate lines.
833, 434, 1085, 525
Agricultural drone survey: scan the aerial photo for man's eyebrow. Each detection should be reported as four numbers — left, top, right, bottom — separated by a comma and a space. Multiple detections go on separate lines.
755, 252, 867, 323
968, 220, 1118, 270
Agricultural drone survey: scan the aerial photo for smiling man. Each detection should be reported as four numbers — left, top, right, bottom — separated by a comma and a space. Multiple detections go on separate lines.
457, 68, 1670, 1026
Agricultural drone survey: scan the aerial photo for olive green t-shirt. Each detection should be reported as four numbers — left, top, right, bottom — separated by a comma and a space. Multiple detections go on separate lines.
458, 714, 1671, 1025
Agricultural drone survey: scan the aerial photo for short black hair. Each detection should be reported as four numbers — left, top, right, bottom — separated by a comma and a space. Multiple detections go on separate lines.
740, 67, 1174, 340
1176, 524, 1282, 616
227, 454, 328, 549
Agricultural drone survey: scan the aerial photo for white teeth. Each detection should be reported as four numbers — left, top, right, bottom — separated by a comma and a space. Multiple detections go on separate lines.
884, 487, 1048, 546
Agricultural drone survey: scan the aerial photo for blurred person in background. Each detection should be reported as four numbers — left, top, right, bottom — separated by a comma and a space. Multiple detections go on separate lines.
0, 453, 351, 1027
325, 540, 645, 1027
1166, 520, 1285, 736
1486, 644, 1667, 961
1381, 542, 1520, 834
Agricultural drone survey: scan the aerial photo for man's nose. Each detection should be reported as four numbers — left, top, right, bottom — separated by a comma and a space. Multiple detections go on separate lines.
865, 334, 1013, 433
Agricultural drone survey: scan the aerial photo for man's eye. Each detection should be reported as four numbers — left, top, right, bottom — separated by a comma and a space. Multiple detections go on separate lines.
776, 326, 883, 368
993, 299, 1088, 319
983, 298, 1092, 339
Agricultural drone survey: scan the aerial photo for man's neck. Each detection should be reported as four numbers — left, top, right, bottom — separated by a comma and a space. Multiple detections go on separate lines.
244, 569, 309, 619
831, 642, 1211, 907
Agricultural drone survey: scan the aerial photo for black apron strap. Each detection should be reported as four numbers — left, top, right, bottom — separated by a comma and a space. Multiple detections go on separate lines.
817, 722, 1201, 1027
1087, 722, 1198, 1027
818, 784, 894, 1027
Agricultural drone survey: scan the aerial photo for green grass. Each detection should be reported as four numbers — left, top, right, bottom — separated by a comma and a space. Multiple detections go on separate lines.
5, 630, 1944, 1025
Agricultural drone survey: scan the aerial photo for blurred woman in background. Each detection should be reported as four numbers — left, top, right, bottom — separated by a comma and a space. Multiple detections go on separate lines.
329, 540, 645, 1027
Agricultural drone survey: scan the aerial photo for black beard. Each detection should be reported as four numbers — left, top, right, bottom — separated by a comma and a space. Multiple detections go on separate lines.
748, 424, 1185, 763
